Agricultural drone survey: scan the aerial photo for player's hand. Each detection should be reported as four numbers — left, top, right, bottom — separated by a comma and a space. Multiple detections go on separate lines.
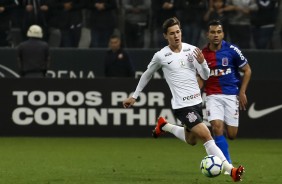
193, 48, 205, 64
123, 97, 136, 108
239, 92, 247, 110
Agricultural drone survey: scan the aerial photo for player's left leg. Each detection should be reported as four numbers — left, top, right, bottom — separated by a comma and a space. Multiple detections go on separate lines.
226, 125, 238, 140
191, 123, 233, 173
192, 123, 244, 182
223, 94, 240, 162
155, 120, 245, 181
224, 95, 239, 140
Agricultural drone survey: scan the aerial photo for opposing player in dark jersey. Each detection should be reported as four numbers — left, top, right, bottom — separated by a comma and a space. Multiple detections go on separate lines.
201, 19, 251, 174
123, 17, 244, 182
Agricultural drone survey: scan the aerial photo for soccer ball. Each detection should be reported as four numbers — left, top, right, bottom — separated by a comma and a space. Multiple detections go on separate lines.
200, 155, 223, 177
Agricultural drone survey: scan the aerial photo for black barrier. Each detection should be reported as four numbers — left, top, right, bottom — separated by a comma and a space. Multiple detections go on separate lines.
0, 78, 282, 138
0, 78, 173, 137
0, 48, 281, 80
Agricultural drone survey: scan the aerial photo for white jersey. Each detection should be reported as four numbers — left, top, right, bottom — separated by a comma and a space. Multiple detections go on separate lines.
132, 43, 210, 109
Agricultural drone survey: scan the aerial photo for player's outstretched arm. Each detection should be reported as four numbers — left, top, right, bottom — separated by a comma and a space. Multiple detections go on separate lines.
123, 97, 136, 108
193, 47, 205, 64
193, 48, 210, 80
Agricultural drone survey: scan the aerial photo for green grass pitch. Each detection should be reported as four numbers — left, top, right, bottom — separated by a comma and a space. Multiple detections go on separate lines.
0, 138, 281, 184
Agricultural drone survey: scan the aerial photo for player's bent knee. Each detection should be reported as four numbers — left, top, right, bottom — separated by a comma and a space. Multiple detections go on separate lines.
186, 139, 197, 146
185, 135, 197, 146
227, 135, 236, 140
227, 132, 237, 140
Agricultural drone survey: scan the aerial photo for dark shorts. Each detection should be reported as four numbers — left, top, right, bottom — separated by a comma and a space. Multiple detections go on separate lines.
174, 103, 203, 130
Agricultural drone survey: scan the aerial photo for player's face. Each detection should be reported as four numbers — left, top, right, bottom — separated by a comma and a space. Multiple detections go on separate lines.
207, 25, 224, 46
164, 25, 182, 47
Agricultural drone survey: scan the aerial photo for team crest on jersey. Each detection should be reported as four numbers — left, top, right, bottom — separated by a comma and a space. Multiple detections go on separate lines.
186, 112, 197, 123
222, 57, 229, 66
187, 54, 193, 62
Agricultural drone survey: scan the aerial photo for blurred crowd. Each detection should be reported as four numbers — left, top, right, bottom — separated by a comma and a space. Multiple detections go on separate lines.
0, 0, 281, 49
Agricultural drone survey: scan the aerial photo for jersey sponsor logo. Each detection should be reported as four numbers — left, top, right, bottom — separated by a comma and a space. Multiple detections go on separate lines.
183, 93, 201, 101
248, 103, 282, 119
230, 45, 245, 60
183, 48, 191, 52
186, 112, 197, 122
165, 52, 172, 57
210, 68, 231, 76
222, 57, 229, 66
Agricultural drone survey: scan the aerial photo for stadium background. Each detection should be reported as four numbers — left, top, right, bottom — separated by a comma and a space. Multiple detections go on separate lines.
0, 48, 281, 138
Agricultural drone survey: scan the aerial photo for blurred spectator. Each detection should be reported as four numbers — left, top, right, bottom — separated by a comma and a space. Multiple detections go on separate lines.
251, 0, 280, 49
104, 34, 135, 77
78, 9, 92, 48
1, 0, 281, 50
122, 0, 150, 48
9, 2, 23, 47
204, 0, 229, 38
22, 0, 50, 41
151, 0, 177, 48
176, 0, 207, 47
225, 0, 258, 49
17, 25, 50, 78
48, 0, 85, 47
281, 26, 282, 48
87, 0, 118, 48
277, 2, 282, 49
0, 0, 18, 47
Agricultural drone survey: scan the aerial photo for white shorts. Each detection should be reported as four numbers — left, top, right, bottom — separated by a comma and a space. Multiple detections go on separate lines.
205, 94, 239, 127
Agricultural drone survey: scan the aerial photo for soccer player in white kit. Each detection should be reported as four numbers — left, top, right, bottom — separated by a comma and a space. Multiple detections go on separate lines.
122, 17, 244, 182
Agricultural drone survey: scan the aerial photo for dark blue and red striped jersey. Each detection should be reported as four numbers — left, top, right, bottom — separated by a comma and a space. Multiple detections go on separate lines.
202, 40, 248, 96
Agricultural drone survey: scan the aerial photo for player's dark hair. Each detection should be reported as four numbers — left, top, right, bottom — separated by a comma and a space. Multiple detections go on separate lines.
207, 19, 224, 32
162, 17, 181, 34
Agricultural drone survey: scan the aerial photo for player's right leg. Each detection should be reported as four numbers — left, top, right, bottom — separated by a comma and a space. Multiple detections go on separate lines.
206, 95, 232, 164
211, 119, 232, 164
152, 117, 187, 143
155, 104, 205, 144
152, 116, 198, 145
152, 117, 167, 138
